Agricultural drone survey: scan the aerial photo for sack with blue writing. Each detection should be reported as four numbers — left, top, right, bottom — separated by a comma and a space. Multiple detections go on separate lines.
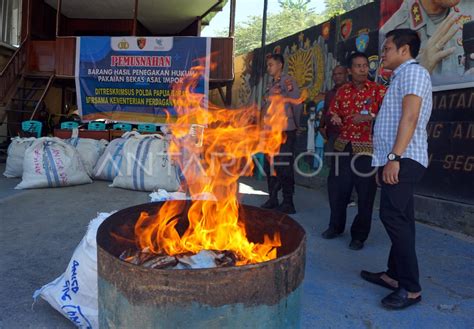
33, 212, 113, 329
111, 134, 180, 192
67, 128, 108, 176
15, 137, 92, 189
92, 131, 140, 181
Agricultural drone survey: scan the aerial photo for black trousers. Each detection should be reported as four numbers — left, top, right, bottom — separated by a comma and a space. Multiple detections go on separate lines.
327, 143, 377, 241
379, 158, 425, 293
264, 130, 296, 199
324, 133, 339, 168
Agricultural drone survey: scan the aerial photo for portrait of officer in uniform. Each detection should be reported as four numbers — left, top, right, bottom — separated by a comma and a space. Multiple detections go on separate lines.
380, 0, 474, 89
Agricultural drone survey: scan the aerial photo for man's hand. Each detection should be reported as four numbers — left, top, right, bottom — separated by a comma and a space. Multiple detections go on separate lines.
383, 161, 400, 185
319, 127, 328, 140
351, 114, 371, 124
330, 113, 342, 126
418, 12, 460, 74
296, 127, 304, 136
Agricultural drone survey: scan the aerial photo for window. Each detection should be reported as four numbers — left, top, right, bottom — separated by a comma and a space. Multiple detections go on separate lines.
1, 0, 22, 47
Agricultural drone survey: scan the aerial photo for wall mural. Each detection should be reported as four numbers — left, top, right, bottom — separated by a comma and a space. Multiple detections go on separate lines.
379, 0, 474, 91
379, 0, 474, 203
230, 0, 473, 204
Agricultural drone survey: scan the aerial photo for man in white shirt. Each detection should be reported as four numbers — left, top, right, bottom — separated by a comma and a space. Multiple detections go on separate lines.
361, 29, 433, 310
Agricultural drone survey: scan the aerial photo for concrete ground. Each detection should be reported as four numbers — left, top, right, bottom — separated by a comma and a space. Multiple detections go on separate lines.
0, 164, 473, 329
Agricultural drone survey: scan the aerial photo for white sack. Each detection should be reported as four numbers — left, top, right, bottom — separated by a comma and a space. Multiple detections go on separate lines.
112, 134, 180, 192
92, 131, 139, 181
68, 129, 108, 176
33, 212, 113, 329
16, 137, 92, 189
3, 137, 36, 178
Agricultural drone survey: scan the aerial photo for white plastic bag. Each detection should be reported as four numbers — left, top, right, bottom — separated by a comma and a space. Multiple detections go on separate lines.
92, 131, 139, 181
149, 190, 216, 202
149, 189, 187, 201
68, 129, 108, 176
15, 137, 92, 189
33, 212, 113, 329
3, 137, 36, 178
112, 134, 180, 192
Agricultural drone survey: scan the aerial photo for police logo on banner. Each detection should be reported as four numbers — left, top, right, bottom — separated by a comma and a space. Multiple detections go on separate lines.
340, 19, 353, 41
356, 29, 369, 53
368, 55, 379, 80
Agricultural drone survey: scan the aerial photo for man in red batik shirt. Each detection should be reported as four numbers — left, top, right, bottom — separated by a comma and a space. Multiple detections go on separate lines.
321, 52, 387, 251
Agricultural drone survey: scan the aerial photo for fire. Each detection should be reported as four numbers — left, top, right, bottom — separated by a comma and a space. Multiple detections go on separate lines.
135, 61, 302, 265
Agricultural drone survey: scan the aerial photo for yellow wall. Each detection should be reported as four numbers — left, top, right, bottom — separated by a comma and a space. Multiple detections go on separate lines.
232, 53, 254, 107
209, 53, 256, 109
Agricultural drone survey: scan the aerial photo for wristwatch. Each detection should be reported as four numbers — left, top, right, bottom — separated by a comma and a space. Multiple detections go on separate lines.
387, 153, 401, 161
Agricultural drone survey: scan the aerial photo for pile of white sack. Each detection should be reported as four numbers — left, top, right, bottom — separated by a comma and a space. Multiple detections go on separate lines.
3, 129, 181, 192
109, 134, 180, 192
5, 136, 94, 189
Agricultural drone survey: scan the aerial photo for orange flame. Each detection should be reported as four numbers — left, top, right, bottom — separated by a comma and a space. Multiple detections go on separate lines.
135, 60, 302, 265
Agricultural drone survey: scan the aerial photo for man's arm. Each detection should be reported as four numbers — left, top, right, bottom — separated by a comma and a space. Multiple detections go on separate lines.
285, 77, 303, 129
374, 85, 387, 115
352, 84, 386, 124
319, 93, 331, 129
383, 65, 431, 185
328, 91, 343, 126
392, 95, 422, 155
383, 95, 422, 184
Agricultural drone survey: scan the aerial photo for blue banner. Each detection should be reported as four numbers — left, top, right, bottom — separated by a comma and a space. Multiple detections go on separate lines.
75, 36, 210, 123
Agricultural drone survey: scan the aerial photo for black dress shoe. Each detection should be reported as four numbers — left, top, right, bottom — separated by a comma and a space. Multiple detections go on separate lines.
276, 202, 296, 214
260, 198, 279, 209
360, 270, 397, 291
321, 228, 341, 239
381, 288, 422, 310
349, 239, 364, 250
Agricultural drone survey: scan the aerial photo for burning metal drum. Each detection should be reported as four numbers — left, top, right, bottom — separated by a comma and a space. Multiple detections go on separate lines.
97, 201, 306, 329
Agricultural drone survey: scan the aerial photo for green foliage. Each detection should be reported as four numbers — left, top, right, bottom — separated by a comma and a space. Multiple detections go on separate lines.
214, 0, 374, 55
217, 1, 322, 55
323, 0, 374, 18
277, 0, 311, 11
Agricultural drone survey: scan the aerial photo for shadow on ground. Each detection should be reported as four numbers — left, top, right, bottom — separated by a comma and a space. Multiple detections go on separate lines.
0, 166, 473, 328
